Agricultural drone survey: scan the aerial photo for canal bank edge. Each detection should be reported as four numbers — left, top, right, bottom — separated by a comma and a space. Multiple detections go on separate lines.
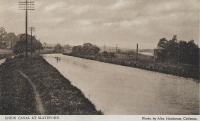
64, 53, 199, 81
0, 56, 102, 115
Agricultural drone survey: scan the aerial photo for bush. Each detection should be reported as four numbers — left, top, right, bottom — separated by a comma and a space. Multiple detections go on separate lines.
53, 44, 64, 53
71, 43, 100, 56
13, 34, 42, 54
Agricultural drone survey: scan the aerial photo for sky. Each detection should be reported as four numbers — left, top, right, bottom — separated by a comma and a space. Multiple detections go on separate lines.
0, 0, 199, 49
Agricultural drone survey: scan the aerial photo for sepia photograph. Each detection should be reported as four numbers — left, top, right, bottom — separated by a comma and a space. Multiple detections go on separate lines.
0, 0, 199, 118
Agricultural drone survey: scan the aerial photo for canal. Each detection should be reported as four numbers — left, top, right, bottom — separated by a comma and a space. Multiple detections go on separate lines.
43, 54, 199, 115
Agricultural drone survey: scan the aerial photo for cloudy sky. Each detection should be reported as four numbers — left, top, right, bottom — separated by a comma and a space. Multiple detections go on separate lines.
0, 0, 199, 49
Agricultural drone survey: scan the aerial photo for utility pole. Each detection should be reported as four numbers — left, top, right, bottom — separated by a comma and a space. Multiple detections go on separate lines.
136, 43, 139, 61
10, 38, 13, 49
19, 0, 35, 57
29, 27, 35, 57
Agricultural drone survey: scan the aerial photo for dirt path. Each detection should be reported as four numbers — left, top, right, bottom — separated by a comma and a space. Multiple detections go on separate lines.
18, 70, 45, 115
1, 56, 101, 114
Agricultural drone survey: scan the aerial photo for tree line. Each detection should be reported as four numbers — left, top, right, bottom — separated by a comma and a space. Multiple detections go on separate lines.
0, 27, 42, 54
0, 27, 17, 49
155, 35, 199, 65
72, 43, 100, 56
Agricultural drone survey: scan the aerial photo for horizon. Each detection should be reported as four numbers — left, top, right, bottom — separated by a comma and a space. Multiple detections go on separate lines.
0, 0, 199, 49
0, 28, 199, 50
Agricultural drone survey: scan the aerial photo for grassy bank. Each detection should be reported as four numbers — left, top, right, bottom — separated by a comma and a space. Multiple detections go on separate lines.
0, 65, 37, 115
65, 53, 199, 81
0, 56, 101, 115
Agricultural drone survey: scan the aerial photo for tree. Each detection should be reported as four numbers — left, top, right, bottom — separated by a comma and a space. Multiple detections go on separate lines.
179, 40, 188, 64
4, 33, 17, 49
13, 34, 42, 54
155, 38, 168, 61
166, 37, 179, 62
54, 44, 63, 53
0, 27, 7, 48
157, 38, 168, 49
172, 35, 177, 42
0, 27, 18, 49
82, 43, 100, 55
0, 27, 7, 39
71, 43, 100, 56
155, 35, 199, 65
186, 40, 199, 65
72, 45, 82, 55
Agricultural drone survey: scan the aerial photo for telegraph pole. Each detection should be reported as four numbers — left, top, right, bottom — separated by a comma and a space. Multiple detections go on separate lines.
136, 43, 139, 61
19, 0, 35, 57
29, 27, 35, 57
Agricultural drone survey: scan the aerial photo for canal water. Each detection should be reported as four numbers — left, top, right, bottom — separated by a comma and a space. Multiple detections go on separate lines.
43, 54, 199, 115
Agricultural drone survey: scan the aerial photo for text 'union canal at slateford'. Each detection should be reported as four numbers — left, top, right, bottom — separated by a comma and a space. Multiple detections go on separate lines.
44, 54, 199, 115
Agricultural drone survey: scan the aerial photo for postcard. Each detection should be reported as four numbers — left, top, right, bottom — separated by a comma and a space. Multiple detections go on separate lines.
0, 0, 199, 121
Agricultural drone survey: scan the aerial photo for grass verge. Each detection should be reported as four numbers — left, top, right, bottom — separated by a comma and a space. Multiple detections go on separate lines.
0, 56, 102, 115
